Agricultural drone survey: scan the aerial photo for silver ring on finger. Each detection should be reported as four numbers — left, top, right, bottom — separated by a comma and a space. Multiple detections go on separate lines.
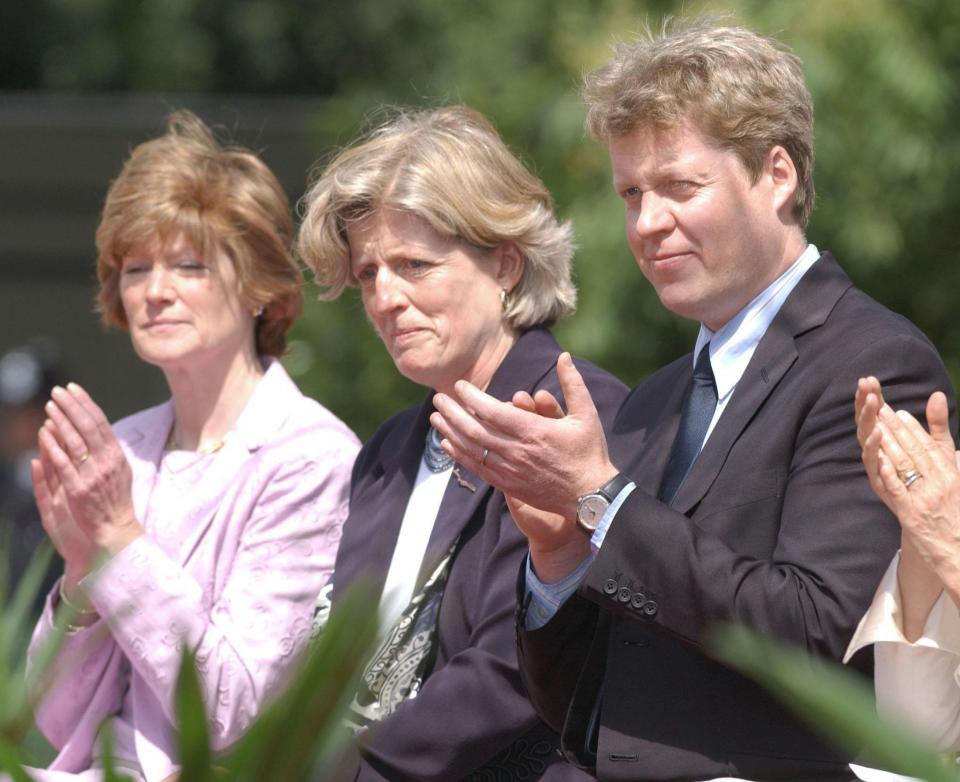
480, 448, 490, 466
898, 468, 923, 488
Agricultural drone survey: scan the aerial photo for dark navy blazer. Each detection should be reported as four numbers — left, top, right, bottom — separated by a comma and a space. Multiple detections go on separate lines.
333, 327, 628, 781
518, 254, 956, 781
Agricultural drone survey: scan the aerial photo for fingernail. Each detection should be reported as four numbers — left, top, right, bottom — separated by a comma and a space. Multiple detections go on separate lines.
67, 382, 81, 393
45, 401, 56, 413
51, 385, 66, 398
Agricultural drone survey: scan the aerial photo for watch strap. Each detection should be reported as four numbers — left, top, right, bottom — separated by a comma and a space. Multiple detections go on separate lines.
595, 472, 631, 503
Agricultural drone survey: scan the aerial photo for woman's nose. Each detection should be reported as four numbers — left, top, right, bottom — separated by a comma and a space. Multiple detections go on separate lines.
145, 266, 175, 302
370, 269, 406, 313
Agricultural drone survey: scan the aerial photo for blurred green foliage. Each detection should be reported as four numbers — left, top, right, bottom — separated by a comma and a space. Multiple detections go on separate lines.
3, 0, 959, 439
710, 623, 960, 782
0, 541, 65, 771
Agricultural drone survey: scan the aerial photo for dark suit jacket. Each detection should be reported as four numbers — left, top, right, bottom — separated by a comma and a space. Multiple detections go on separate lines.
332, 328, 628, 782
518, 254, 956, 781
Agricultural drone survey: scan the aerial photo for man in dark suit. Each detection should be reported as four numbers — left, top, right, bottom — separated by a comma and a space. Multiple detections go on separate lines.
431, 20, 954, 782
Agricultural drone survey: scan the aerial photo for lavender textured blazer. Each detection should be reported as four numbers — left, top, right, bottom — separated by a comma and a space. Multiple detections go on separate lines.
27, 360, 359, 782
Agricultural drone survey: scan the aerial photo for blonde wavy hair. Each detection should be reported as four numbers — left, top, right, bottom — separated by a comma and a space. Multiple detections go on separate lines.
584, 20, 815, 227
297, 105, 577, 329
95, 110, 301, 356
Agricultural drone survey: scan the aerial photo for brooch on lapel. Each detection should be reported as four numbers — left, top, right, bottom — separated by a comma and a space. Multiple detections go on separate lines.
453, 467, 477, 493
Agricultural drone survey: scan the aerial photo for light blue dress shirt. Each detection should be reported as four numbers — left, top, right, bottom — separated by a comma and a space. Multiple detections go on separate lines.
524, 244, 822, 630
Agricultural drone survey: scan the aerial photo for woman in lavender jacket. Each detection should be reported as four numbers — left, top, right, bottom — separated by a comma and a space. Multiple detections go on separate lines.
24, 111, 359, 782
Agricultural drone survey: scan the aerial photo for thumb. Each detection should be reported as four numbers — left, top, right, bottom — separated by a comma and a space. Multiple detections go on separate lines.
556, 353, 598, 420
504, 493, 525, 515
926, 391, 953, 447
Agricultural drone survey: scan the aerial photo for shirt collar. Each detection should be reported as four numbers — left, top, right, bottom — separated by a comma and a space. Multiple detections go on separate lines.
694, 243, 820, 402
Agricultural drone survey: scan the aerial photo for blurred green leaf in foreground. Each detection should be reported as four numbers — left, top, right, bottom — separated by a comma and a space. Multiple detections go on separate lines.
710, 623, 959, 782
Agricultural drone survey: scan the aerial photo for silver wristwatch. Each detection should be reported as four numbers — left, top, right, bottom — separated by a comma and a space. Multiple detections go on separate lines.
576, 473, 631, 533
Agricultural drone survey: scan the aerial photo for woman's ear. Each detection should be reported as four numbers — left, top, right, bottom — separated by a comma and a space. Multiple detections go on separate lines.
494, 241, 525, 291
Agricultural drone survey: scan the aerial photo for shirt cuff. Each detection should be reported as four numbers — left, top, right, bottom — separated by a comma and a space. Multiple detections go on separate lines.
845, 550, 960, 661
590, 481, 636, 551
524, 553, 594, 630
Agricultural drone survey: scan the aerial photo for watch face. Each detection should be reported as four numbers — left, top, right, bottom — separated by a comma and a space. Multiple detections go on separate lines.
577, 495, 608, 531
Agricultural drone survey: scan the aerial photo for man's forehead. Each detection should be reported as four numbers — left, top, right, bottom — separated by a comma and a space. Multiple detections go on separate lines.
608, 122, 718, 178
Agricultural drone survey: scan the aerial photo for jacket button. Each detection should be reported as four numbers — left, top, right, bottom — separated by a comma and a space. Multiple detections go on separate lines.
630, 592, 646, 609
642, 600, 659, 616
617, 587, 632, 603
602, 579, 618, 595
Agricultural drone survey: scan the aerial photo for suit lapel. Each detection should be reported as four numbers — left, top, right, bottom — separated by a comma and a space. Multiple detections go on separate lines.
168, 360, 299, 565
335, 403, 430, 598
672, 325, 797, 512
619, 386, 688, 497
122, 402, 173, 527
418, 467, 492, 585
607, 356, 690, 497
672, 253, 853, 514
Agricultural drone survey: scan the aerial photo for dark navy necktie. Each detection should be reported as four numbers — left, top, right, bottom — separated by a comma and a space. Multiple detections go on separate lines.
658, 343, 718, 504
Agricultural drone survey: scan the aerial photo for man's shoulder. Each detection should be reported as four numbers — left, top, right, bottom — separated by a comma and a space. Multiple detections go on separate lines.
803, 276, 940, 366
780, 251, 929, 348
831, 282, 930, 339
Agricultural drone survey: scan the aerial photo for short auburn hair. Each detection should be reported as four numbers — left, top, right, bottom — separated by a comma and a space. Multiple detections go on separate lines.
95, 110, 302, 356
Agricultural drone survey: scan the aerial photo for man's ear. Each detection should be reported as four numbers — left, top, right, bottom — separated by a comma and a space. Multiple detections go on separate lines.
494, 241, 525, 292
767, 144, 799, 219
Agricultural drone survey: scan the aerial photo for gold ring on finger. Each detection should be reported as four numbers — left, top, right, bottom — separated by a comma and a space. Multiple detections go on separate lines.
75, 451, 90, 466
480, 448, 490, 466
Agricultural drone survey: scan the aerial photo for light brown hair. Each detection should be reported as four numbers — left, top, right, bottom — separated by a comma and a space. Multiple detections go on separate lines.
584, 20, 815, 226
297, 105, 577, 329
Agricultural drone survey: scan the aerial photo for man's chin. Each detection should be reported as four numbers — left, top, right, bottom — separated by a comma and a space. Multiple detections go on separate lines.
655, 290, 706, 324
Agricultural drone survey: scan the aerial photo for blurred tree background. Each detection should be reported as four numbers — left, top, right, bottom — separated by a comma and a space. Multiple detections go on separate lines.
2, 0, 959, 440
